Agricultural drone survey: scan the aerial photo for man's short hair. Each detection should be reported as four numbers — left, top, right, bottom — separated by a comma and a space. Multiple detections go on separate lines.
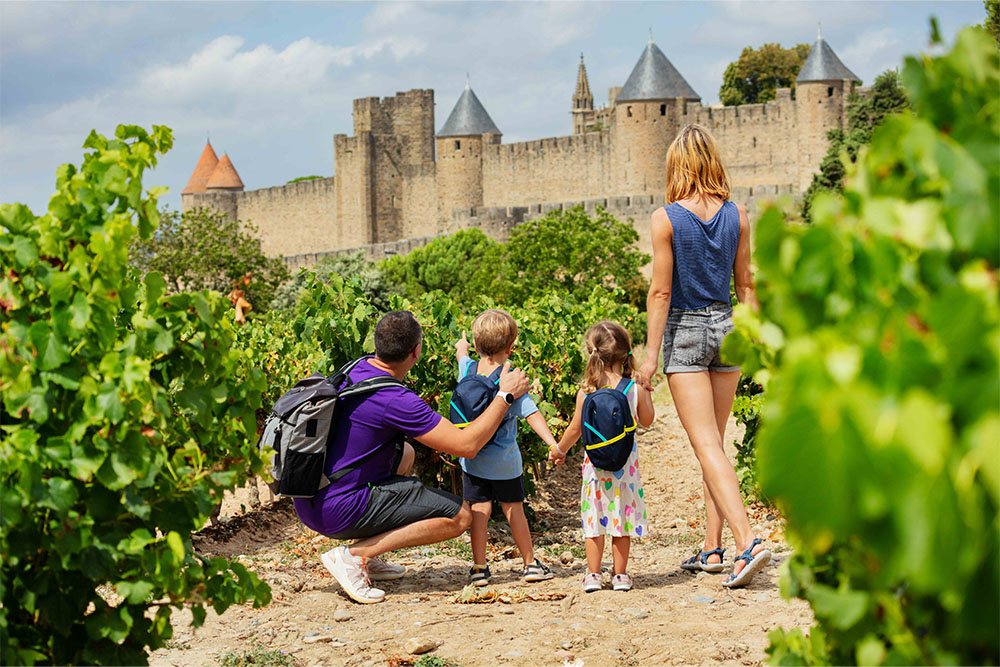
471, 309, 518, 357
374, 311, 422, 363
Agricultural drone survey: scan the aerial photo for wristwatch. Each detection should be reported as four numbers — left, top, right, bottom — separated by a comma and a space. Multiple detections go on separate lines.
497, 391, 515, 405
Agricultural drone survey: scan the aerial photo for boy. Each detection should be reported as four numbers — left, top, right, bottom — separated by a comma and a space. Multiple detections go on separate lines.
454, 309, 558, 586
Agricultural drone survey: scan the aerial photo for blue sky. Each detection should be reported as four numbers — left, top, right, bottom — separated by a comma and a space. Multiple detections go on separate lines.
0, 1, 985, 213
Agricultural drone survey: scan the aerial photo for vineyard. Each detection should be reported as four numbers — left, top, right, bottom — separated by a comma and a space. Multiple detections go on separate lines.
1, 24, 997, 667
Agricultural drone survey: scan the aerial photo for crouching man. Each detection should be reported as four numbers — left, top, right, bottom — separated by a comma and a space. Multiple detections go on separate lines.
294, 310, 530, 603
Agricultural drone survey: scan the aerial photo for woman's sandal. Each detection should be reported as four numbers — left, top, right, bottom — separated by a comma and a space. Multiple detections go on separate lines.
721, 538, 772, 588
680, 547, 726, 573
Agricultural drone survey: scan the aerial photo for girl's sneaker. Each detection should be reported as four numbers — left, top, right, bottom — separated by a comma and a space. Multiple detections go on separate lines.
582, 572, 603, 593
469, 564, 491, 587
523, 558, 554, 582
612, 573, 633, 591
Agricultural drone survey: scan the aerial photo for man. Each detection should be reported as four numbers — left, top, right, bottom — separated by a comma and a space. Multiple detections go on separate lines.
293, 310, 530, 603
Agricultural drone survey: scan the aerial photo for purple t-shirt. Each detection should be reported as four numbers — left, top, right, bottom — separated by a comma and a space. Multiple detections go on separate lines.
293, 359, 441, 535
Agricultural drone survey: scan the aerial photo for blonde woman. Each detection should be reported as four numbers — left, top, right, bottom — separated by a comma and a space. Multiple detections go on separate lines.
636, 125, 770, 588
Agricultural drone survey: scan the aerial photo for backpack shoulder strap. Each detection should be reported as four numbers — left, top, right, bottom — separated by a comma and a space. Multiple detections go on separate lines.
464, 359, 478, 378
486, 364, 502, 385
616, 377, 634, 395
338, 374, 405, 397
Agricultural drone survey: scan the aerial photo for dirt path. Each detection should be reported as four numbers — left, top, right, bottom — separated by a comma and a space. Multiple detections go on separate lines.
150, 392, 811, 667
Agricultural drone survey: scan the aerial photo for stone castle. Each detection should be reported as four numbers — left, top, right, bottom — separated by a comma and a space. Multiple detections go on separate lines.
181, 32, 858, 267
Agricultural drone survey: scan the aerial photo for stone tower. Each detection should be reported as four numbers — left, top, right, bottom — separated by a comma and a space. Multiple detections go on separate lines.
613, 34, 701, 194
435, 80, 501, 232
572, 54, 595, 135
795, 27, 859, 191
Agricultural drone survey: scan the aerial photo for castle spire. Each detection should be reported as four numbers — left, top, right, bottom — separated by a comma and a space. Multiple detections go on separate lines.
182, 141, 220, 195
574, 53, 593, 99
796, 30, 859, 82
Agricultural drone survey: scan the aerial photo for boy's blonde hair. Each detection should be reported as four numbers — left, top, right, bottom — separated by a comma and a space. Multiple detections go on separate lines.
582, 321, 634, 393
472, 309, 518, 356
665, 124, 731, 203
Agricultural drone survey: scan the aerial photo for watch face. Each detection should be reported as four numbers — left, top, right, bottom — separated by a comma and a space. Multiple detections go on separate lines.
503, 392, 514, 404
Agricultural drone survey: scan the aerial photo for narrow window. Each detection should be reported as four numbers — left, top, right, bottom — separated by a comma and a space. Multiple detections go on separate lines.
827, 87, 834, 97
753, 137, 757, 148
659, 104, 666, 116
627, 105, 633, 118
455, 140, 461, 150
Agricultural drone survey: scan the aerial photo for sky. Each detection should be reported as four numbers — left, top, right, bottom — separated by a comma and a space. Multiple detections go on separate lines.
0, 1, 986, 213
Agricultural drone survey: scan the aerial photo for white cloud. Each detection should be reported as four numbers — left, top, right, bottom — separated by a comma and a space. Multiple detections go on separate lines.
840, 28, 905, 83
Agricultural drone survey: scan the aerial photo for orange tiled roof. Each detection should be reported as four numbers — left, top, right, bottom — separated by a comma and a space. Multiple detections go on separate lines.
205, 154, 245, 191
182, 142, 219, 194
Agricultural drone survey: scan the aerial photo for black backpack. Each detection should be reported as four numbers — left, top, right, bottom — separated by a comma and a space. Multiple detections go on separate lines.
449, 360, 505, 430
258, 356, 404, 498
581, 377, 636, 472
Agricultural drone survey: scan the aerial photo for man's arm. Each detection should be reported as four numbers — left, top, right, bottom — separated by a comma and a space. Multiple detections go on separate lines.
416, 362, 529, 458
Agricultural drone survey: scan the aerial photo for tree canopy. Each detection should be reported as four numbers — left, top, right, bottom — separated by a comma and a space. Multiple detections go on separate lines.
130, 207, 290, 312
719, 42, 811, 106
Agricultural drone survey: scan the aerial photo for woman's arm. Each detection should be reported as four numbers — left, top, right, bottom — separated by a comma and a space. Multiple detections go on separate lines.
733, 204, 758, 311
638, 207, 674, 389
548, 390, 586, 465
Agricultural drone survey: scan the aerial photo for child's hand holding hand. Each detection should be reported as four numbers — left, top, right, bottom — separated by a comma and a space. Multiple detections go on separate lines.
548, 444, 567, 466
455, 331, 471, 357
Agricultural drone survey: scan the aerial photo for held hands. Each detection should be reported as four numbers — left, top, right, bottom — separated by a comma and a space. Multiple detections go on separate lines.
635, 355, 659, 391
547, 444, 567, 466
497, 361, 529, 399
455, 331, 471, 358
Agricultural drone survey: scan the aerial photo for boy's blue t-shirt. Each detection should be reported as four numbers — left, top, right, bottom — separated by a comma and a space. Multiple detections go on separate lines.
456, 355, 538, 480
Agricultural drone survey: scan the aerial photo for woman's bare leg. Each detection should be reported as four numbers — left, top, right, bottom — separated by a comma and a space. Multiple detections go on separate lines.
700, 370, 741, 564
668, 370, 763, 575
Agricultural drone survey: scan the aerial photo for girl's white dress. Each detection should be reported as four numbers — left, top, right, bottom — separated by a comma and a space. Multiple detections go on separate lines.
579, 383, 648, 538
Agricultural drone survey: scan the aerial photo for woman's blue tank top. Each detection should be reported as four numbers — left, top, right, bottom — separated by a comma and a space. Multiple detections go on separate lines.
665, 201, 740, 310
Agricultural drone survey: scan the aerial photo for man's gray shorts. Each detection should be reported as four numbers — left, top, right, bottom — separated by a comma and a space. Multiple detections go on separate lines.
328, 476, 462, 540
662, 301, 741, 374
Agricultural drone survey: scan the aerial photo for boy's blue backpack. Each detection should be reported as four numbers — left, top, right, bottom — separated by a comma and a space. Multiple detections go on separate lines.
582, 377, 636, 472
449, 361, 505, 429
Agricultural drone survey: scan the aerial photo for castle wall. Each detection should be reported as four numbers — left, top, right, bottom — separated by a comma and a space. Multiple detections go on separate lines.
688, 89, 800, 189
334, 132, 375, 248
481, 132, 613, 207
400, 162, 439, 239
795, 80, 851, 191
436, 135, 487, 233
232, 178, 338, 258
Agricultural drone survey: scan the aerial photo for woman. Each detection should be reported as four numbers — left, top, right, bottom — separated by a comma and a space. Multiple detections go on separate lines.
636, 124, 770, 588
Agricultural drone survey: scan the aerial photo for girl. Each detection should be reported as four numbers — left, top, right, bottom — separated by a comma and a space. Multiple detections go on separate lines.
549, 321, 654, 592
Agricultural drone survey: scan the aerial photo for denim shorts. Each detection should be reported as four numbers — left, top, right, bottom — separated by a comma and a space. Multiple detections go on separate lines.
662, 301, 740, 374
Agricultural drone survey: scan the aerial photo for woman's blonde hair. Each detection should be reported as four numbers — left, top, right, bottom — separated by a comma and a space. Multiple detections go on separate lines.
582, 321, 634, 393
665, 124, 730, 203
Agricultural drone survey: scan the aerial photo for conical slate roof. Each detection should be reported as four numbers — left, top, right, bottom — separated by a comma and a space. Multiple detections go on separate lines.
796, 33, 859, 82
437, 82, 501, 137
182, 141, 219, 194
616, 38, 699, 102
205, 154, 244, 191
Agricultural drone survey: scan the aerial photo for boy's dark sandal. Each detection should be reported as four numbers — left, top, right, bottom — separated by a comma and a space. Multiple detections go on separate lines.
469, 564, 491, 587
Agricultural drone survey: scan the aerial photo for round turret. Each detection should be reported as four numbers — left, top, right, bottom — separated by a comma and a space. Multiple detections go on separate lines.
614, 35, 701, 194
795, 27, 860, 190
435, 81, 501, 232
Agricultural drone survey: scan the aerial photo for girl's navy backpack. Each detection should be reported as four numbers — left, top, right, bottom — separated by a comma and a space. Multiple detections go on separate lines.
449, 361, 505, 429
582, 377, 636, 471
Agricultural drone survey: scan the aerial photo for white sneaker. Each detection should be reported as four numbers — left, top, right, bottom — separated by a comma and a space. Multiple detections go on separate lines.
367, 556, 406, 581
320, 546, 386, 604
612, 573, 633, 591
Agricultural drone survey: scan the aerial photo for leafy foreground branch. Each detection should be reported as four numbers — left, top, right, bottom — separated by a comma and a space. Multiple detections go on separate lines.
725, 27, 998, 666
0, 125, 270, 665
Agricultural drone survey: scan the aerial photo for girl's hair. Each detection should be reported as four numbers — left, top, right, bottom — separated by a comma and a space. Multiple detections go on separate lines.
665, 124, 731, 203
582, 321, 634, 393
